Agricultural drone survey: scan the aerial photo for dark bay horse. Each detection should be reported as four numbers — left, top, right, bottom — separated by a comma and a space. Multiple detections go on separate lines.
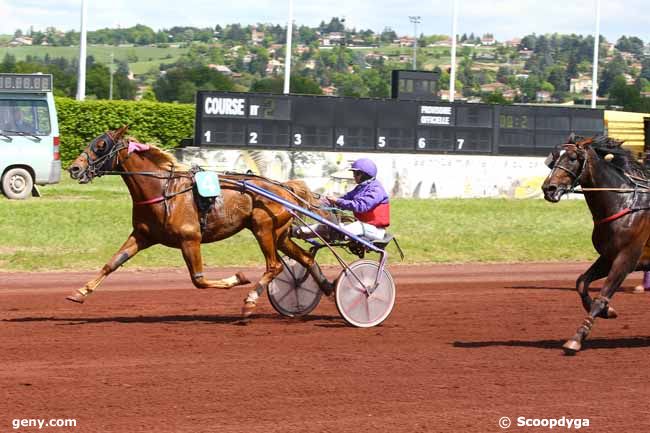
66, 125, 334, 317
542, 134, 650, 353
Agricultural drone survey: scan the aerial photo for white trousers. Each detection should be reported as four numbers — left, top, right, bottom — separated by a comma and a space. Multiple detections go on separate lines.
340, 221, 386, 241
298, 221, 385, 241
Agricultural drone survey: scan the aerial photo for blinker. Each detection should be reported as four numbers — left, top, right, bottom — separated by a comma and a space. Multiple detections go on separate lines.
544, 152, 556, 169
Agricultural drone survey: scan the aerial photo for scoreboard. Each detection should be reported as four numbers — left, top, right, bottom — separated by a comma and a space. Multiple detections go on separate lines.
0, 73, 53, 92
194, 91, 604, 156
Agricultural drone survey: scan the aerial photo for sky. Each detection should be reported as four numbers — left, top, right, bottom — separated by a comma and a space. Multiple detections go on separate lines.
1, 0, 649, 43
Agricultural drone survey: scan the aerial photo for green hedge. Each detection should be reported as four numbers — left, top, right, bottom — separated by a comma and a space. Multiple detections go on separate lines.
55, 97, 195, 166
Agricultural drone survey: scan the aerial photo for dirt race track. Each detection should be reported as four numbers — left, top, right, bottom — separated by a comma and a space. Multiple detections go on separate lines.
3, 262, 650, 433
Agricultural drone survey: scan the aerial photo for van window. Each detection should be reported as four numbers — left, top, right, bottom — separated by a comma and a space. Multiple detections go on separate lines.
0, 99, 51, 135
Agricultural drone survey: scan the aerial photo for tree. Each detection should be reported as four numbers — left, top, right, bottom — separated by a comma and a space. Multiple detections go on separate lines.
496, 66, 511, 84
598, 54, 627, 96
154, 65, 235, 102
1, 53, 16, 72
615, 36, 644, 56
546, 65, 568, 92
640, 57, 650, 81
250, 76, 322, 95
379, 27, 397, 44
333, 72, 365, 97
608, 76, 643, 111
483, 92, 510, 105
360, 68, 389, 98
320, 17, 345, 33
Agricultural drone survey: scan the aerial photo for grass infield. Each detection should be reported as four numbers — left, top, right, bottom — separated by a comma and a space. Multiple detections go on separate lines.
0, 176, 596, 272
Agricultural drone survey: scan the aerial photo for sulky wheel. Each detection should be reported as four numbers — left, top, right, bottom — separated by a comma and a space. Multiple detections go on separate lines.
335, 260, 396, 328
268, 257, 322, 317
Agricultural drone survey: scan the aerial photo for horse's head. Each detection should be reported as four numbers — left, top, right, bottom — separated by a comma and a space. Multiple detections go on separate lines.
541, 134, 592, 202
69, 125, 129, 183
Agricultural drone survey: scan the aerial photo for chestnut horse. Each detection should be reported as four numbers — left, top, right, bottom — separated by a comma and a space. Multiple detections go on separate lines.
66, 126, 334, 317
542, 134, 650, 354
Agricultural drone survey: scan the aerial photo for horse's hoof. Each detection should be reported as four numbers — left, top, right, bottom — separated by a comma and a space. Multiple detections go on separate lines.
605, 305, 618, 319
596, 305, 618, 319
65, 291, 86, 304
321, 280, 334, 296
236, 272, 251, 285
562, 339, 581, 355
241, 301, 256, 318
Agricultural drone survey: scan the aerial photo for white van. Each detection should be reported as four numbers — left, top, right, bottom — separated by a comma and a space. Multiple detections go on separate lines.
0, 73, 61, 199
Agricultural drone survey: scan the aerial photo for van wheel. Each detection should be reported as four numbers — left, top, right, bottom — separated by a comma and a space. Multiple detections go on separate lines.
2, 168, 34, 200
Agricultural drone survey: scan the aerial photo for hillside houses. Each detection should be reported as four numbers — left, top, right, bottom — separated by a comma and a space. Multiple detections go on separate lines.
570, 76, 593, 94
320, 32, 345, 47
4, 20, 649, 107
9, 36, 33, 46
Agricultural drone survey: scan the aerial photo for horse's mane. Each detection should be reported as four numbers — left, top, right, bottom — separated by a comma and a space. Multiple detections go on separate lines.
573, 134, 648, 179
284, 179, 322, 207
129, 138, 189, 171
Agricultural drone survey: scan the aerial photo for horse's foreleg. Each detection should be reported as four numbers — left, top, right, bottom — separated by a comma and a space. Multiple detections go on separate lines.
576, 256, 611, 314
66, 232, 150, 303
564, 248, 641, 354
180, 240, 250, 289
279, 236, 334, 295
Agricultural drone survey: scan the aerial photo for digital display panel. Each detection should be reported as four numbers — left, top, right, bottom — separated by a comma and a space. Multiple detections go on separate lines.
194, 91, 605, 156
0, 74, 53, 92
248, 96, 291, 120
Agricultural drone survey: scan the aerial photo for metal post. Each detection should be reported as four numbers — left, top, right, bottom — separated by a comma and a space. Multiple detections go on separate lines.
449, 0, 458, 102
283, 0, 293, 94
409, 16, 421, 70
591, 0, 600, 109
76, 0, 88, 101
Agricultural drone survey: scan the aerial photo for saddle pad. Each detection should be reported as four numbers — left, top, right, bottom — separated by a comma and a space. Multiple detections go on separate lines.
195, 171, 221, 197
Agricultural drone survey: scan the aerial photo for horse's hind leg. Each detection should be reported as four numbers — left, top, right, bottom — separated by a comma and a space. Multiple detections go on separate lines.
66, 232, 151, 303
180, 239, 250, 289
576, 256, 613, 316
278, 235, 334, 295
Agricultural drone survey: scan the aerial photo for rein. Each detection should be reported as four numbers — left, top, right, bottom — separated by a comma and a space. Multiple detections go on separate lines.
84, 136, 195, 207
550, 143, 650, 225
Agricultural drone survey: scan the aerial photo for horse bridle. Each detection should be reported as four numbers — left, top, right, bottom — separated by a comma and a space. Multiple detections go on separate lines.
79, 132, 127, 179
548, 144, 588, 191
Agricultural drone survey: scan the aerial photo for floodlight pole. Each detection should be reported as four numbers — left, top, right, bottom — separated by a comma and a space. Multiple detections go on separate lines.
76, 0, 88, 101
449, 0, 458, 102
409, 16, 421, 70
283, 0, 293, 94
591, 0, 600, 108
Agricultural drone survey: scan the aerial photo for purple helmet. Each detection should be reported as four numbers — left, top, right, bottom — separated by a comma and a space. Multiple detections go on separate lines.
350, 158, 377, 178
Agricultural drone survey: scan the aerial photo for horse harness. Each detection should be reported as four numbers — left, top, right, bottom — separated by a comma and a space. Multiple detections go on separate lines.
81, 134, 326, 232
549, 143, 650, 225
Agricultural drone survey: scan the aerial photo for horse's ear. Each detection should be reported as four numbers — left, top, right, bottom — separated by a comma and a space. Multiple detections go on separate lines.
567, 132, 576, 144
113, 124, 129, 139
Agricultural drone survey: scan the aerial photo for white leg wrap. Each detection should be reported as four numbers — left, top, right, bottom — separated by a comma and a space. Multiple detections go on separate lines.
220, 275, 240, 286
245, 291, 259, 304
